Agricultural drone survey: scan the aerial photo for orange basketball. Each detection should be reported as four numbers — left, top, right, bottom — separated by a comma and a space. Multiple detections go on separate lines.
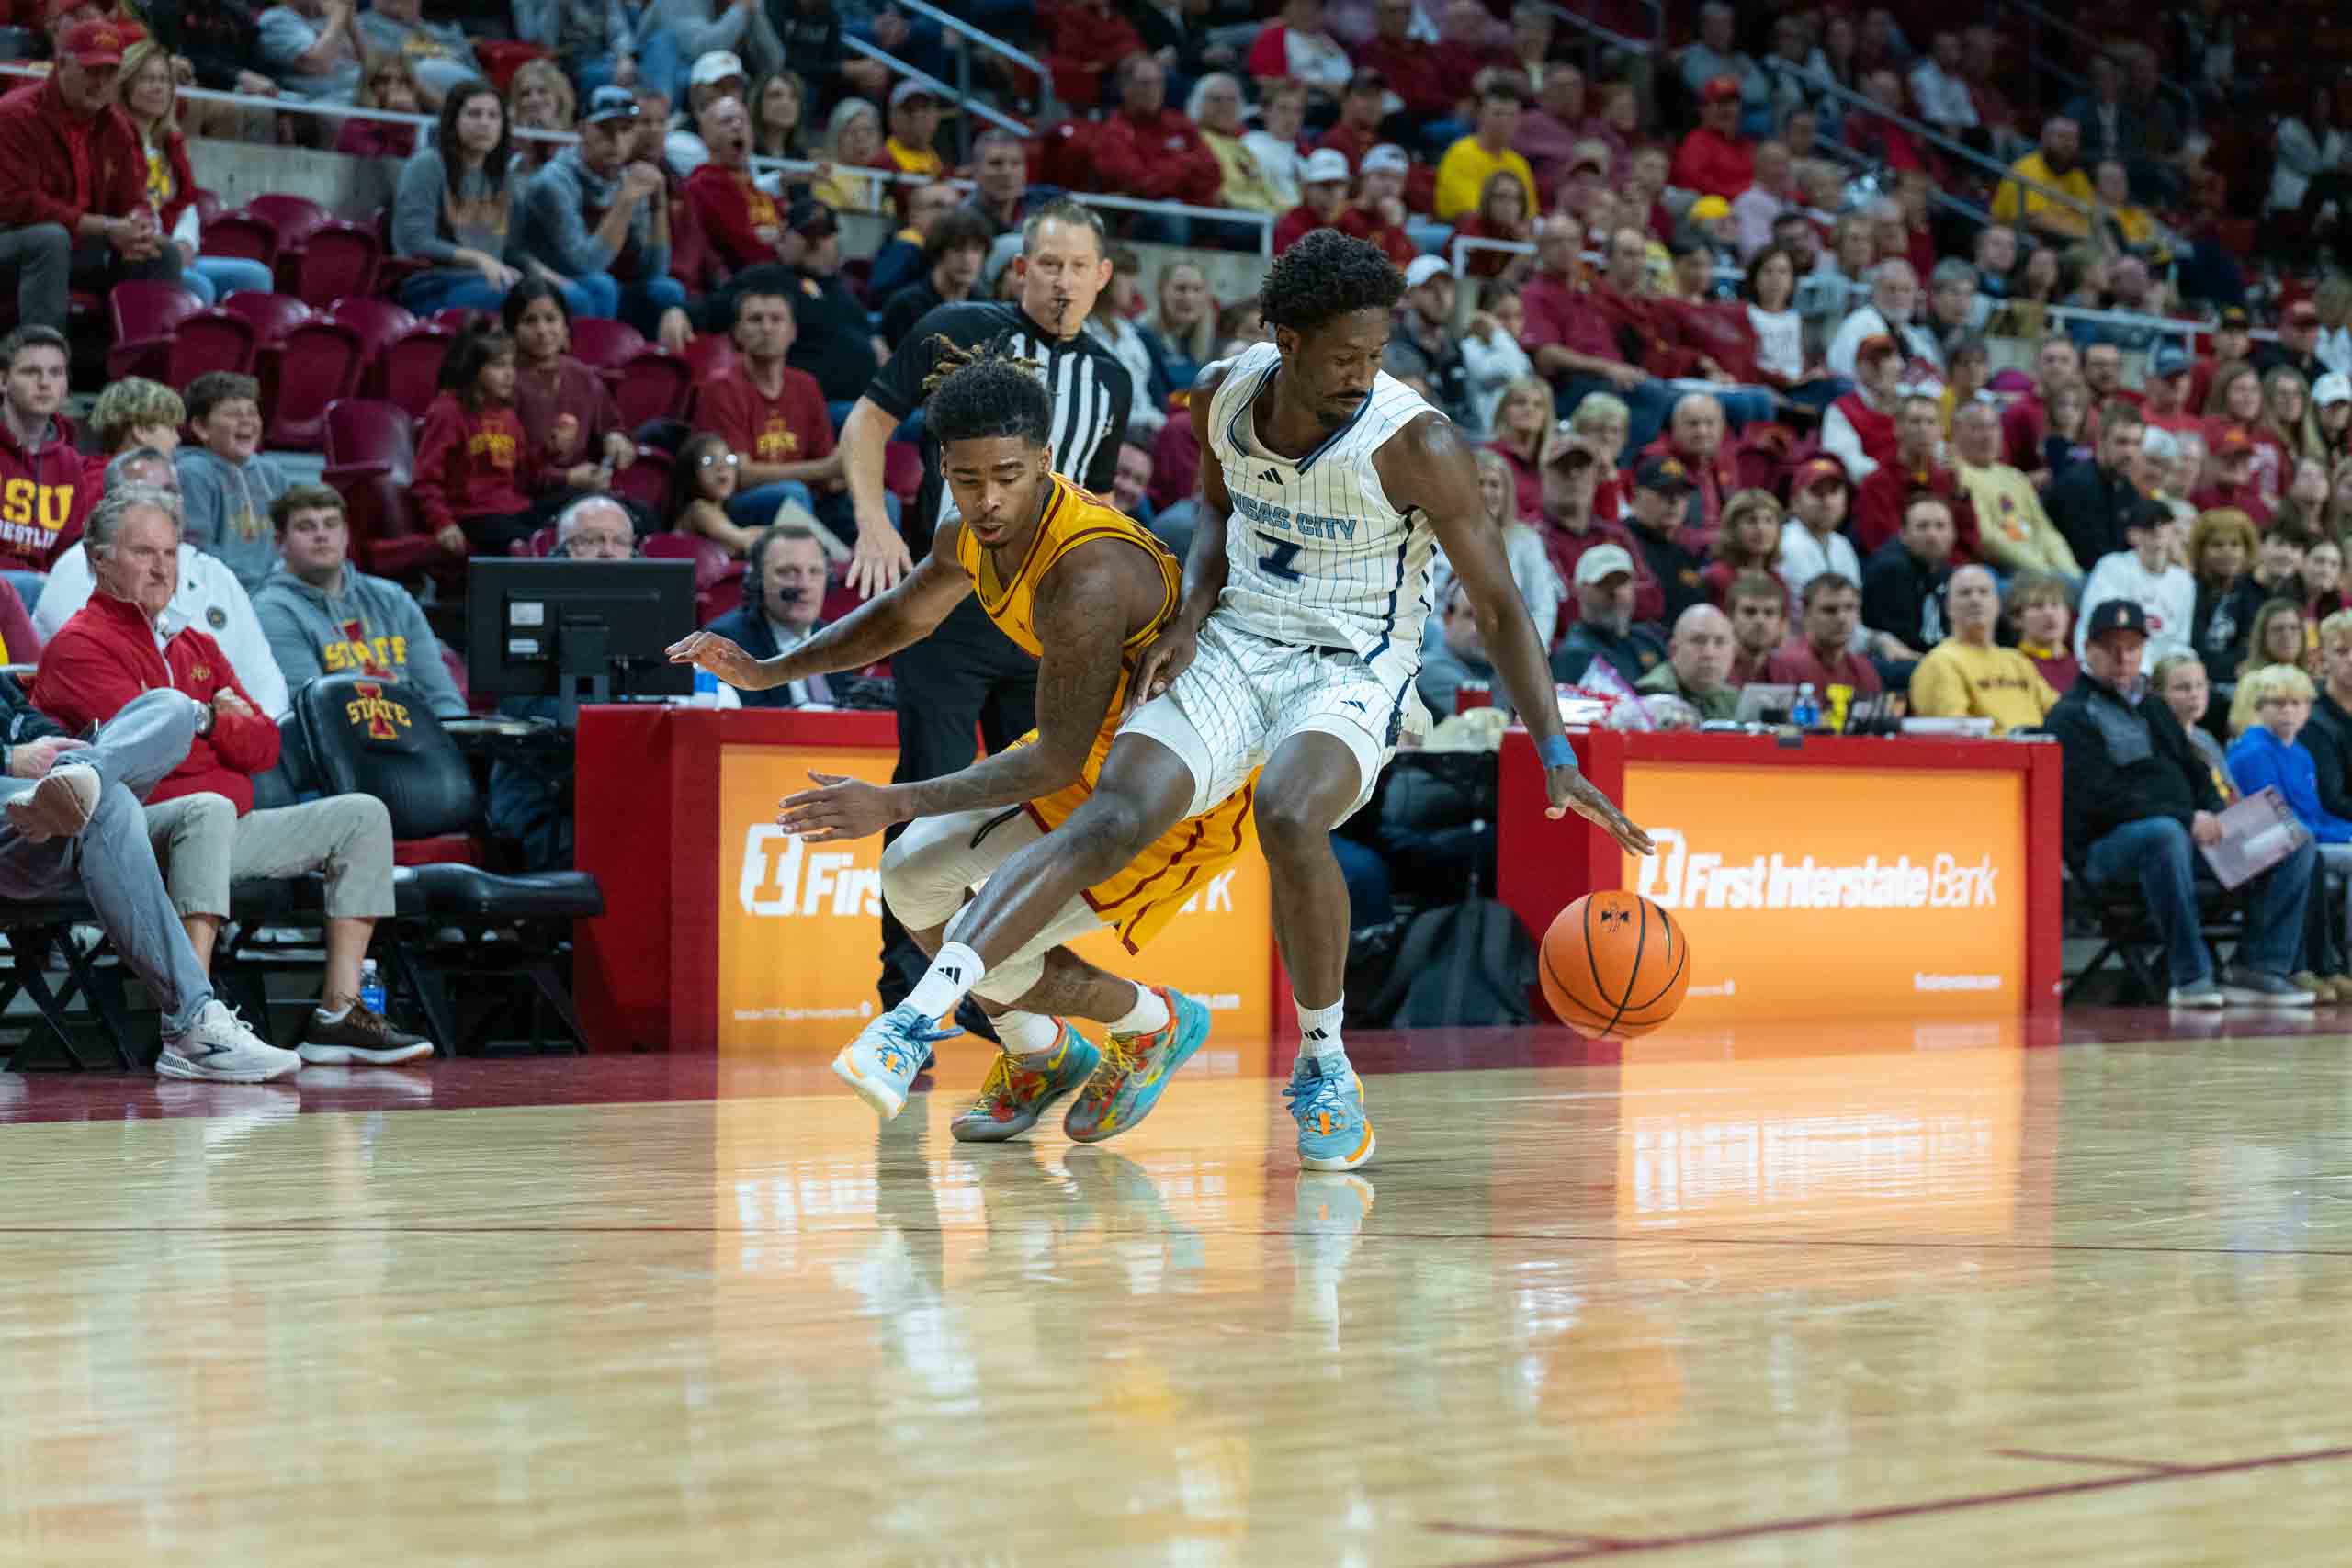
1539, 890, 1692, 1040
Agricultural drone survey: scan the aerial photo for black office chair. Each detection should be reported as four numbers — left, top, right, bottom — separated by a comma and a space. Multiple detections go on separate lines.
291, 674, 604, 1053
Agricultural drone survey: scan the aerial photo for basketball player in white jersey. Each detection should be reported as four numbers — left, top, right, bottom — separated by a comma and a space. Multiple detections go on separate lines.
845, 230, 1653, 1169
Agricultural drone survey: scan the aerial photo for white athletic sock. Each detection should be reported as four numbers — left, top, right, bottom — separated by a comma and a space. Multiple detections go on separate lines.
992, 1009, 1061, 1056
904, 942, 985, 1021
314, 1002, 351, 1024
1295, 999, 1346, 1071
1106, 983, 1170, 1038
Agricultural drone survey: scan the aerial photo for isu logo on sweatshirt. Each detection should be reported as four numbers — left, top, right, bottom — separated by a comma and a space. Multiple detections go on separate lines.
754, 417, 800, 462
323, 619, 405, 677
0, 478, 72, 550
468, 429, 518, 470
345, 681, 412, 741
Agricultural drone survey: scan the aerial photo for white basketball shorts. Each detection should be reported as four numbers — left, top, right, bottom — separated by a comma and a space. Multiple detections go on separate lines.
1118, 614, 1421, 821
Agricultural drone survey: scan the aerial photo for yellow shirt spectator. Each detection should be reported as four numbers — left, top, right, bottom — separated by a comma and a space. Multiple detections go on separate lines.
886, 137, 944, 179
1990, 150, 2093, 240
1434, 136, 1537, 222
1953, 457, 2084, 578
1909, 638, 2061, 734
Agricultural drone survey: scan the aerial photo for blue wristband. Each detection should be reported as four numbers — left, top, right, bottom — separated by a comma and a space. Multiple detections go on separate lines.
1538, 734, 1577, 770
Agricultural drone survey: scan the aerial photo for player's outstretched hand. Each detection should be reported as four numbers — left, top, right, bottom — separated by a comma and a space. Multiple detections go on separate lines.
665, 630, 766, 690
1124, 620, 1199, 719
1547, 766, 1654, 856
849, 526, 913, 599
777, 771, 895, 841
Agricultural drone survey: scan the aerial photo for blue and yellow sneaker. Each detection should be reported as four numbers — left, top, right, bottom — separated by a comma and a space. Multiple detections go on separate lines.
1284, 1057, 1375, 1171
831, 1005, 963, 1121
950, 1022, 1102, 1143
1063, 987, 1210, 1145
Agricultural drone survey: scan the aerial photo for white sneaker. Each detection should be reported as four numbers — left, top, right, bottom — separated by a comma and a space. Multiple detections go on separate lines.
157, 1000, 301, 1083
6, 763, 98, 842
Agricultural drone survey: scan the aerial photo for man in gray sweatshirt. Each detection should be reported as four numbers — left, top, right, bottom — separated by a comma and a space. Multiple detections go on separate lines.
173, 372, 288, 593
251, 485, 468, 720
521, 85, 687, 336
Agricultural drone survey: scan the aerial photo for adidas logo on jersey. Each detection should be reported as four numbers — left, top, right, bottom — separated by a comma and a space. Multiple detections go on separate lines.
1259, 468, 1281, 483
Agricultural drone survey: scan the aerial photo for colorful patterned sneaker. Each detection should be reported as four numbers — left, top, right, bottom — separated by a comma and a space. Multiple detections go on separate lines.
832, 1005, 964, 1121
950, 1023, 1102, 1143
1063, 987, 1210, 1145
1283, 1057, 1376, 1171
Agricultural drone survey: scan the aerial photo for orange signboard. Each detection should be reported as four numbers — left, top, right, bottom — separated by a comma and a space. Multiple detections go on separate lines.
1620, 763, 2028, 1020
714, 743, 1276, 1052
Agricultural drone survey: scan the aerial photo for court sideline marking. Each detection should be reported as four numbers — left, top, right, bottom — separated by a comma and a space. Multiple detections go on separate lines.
1420, 1441, 2352, 1562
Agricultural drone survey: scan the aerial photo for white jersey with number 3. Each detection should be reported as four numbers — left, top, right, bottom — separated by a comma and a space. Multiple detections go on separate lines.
1204, 341, 1442, 663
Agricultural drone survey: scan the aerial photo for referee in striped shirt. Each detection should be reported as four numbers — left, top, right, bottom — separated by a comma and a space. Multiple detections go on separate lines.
834, 197, 1136, 1010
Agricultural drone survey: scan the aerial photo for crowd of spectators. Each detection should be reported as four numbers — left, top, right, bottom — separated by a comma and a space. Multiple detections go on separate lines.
0, 0, 2348, 1040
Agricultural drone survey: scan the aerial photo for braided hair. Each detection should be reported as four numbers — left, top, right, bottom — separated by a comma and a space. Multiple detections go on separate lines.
922, 335, 1051, 447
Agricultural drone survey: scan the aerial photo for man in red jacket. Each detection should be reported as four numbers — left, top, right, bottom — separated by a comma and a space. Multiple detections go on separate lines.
0, 325, 91, 578
1080, 57, 1220, 243
1851, 391, 1983, 559
2001, 333, 2078, 478
0, 20, 181, 332
33, 486, 433, 1068
1670, 77, 1755, 202
1272, 147, 1352, 254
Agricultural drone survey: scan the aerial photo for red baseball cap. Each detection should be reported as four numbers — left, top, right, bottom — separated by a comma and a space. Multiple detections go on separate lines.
1855, 333, 1902, 364
2288, 299, 2322, 325
1702, 75, 1741, 104
1794, 457, 1849, 492
2215, 427, 2255, 457
59, 17, 130, 66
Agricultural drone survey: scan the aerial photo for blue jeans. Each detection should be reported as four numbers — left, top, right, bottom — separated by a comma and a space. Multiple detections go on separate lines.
4, 568, 41, 618
2086, 815, 2315, 987
179, 254, 277, 307
728, 479, 816, 532
619, 274, 685, 337
401, 269, 603, 321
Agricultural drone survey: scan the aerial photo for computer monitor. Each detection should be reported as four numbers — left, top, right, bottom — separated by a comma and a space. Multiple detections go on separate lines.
466, 558, 696, 725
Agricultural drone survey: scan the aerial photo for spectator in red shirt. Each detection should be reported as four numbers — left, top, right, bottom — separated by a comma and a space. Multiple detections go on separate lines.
1852, 391, 1984, 559
2142, 342, 2203, 434
413, 323, 544, 558
1724, 566, 1790, 683
1247, 0, 1356, 113
503, 279, 639, 512
1273, 147, 1353, 254
1670, 77, 1755, 202
0, 19, 180, 332
2189, 307, 2252, 415
684, 93, 790, 278
2002, 333, 2079, 477
1518, 66, 1598, 197
1823, 333, 1906, 482
2192, 428, 2270, 525
1315, 70, 1386, 172
1762, 571, 1885, 703
1534, 429, 1661, 628
1076, 56, 1222, 240
1518, 214, 1674, 458
1354, 0, 1450, 120
692, 280, 854, 543
1340, 143, 1419, 269
1037, 0, 1144, 109
32, 484, 431, 1069
0, 326, 88, 584
1641, 392, 1742, 544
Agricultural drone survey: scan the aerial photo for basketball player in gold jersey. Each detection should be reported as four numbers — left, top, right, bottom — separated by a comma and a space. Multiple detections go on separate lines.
669, 343, 1251, 1144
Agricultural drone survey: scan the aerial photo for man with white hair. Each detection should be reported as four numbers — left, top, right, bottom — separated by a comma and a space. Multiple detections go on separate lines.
554, 494, 639, 559
32, 485, 431, 1068
0, 580, 287, 1077
1635, 603, 1741, 720
1909, 565, 2059, 734
1826, 259, 1940, 378
35, 446, 289, 716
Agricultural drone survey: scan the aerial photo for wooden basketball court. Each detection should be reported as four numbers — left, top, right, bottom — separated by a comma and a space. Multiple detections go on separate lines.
4, 1011, 2346, 1564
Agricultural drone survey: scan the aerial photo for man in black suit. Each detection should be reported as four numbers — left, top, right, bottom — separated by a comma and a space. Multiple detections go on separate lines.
701, 522, 834, 708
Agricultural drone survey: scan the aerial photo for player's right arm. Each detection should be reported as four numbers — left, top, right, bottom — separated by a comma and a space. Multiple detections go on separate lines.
664, 523, 973, 691
1126, 361, 1235, 716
